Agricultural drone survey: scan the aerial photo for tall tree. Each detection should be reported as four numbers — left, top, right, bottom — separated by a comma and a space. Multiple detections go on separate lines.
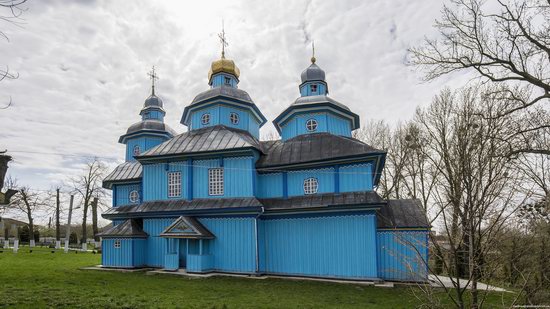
72, 159, 105, 245
410, 0, 550, 155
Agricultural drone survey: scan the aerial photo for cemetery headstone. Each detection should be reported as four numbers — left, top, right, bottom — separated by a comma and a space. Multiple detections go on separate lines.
13, 239, 18, 253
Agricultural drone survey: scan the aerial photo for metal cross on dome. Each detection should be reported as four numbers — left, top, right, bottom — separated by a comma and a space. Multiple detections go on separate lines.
147, 66, 159, 95
218, 21, 228, 58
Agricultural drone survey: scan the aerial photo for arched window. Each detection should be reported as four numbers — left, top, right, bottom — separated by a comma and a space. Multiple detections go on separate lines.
129, 190, 140, 204
306, 119, 318, 132
133, 145, 140, 156
201, 113, 210, 125
303, 177, 318, 195
229, 112, 239, 125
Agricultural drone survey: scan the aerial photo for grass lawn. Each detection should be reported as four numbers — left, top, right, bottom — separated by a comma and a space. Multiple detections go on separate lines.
0, 247, 514, 308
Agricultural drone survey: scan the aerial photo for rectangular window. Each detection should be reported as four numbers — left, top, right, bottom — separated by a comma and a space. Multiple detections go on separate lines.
310, 84, 318, 92
168, 171, 182, 197
208, 168, 224, 196
114, 240, 121, 249
224, 77, 231, 85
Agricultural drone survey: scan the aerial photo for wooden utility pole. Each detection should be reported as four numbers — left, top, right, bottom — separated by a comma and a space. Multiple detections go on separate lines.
91, 197, 99, 243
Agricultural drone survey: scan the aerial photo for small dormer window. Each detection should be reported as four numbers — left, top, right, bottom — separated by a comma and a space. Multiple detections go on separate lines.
310, 84, 318, 92
133, 145, 140, 156
229, 112, 239, 125
306, 119, 318, 132
303, 177, 318, 195
201, 113, 210, 125
224, 77, 231, 85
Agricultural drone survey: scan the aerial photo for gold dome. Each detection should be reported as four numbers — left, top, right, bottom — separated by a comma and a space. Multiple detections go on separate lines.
208, 56, 240, 81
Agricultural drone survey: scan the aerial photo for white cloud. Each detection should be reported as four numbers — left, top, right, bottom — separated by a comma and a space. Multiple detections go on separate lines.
0, 0, 468, 199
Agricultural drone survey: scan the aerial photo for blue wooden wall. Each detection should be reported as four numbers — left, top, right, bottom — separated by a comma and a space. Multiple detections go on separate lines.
143, 162, 188, 201
280, 112, 351, 141
189, 104, 260, 139
142, 110, 164, 121
101, 238, 146, 268
299, 82, 327, 96
377, 231, 429, 282
210, 73, 238, 88
199, 217, 256, 273
112, 183, 141, 206
339, 163, 373, 192
257, 163, 374, 198
287, 168, 335, 196
257, 173, 283, 198
143, 218, 176, 267
259, 213, 378, 279
193, 157, 254, 198
125, 136, 167, 162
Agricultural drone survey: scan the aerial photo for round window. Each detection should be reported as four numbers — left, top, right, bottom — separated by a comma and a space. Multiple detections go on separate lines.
201, 113, 210, 125
230, 112, 239, 125
129, 190, 140, 204
133, 145, 140, 156
303, 177, 319, 195
306, 119, 318, 132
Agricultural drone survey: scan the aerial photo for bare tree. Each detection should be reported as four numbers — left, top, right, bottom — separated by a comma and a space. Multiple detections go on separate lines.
72, 159, 106, 245
0, 0, 27, 110
1, 178, 46, 246
410, 0, 550, 155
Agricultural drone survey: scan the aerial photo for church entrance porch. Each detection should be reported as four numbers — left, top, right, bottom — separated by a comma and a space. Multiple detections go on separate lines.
160, 216, 215, 272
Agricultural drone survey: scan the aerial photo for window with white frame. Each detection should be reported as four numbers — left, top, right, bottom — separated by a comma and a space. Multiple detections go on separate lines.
224, 76, 231, 85
306, 119, 318, 132
201, 113, 210, 125
168, 172, 181, 197
133, 145, 140, 156
229, 112, 239, 125
129, 190, 140, 204
310, 84, 318, 92
114, 240, 121, 249
303, 177, 319, 195
208, 168, 224, 196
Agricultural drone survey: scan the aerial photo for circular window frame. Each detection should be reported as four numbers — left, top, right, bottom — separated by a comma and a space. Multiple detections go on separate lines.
133, 145, 140, 156
229, 112, 239, 125
306, 119, 318, 132
129, 190, 140, 204
303, 177, 319, 195
201, 113, 211, 125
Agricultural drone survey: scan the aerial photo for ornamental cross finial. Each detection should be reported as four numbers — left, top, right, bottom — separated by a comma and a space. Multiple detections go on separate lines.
147, 66, 159, 95
311, 41, 316, 64
218, 20, 228, 59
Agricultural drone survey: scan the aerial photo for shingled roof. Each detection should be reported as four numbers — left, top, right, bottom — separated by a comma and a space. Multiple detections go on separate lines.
260, 191, 384, 210
103, 162, 142, 188
377, 199, 430, 229
138, 125, 262, 158
257, 133, 383, 168
103, 197, 264, 218
97, 219, 148, 238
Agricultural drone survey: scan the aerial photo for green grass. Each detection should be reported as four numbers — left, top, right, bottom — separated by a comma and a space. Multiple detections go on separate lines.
0, 247, 514, 308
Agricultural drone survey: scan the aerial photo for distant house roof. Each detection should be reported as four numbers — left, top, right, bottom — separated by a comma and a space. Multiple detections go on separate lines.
103, 162, 142, 188
137, 125, 263, 159
257, 133, 383, 168
377, 199, 430, 229
96, 219, 148, 238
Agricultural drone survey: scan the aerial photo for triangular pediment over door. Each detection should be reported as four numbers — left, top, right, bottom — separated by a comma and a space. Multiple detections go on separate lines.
160, 216, 215, 239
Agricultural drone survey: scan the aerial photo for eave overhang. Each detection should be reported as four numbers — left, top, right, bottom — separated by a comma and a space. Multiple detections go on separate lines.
181, 98, 267, 127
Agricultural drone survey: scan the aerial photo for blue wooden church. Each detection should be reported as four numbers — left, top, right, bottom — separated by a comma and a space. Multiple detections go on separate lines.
99, 46, 430, 282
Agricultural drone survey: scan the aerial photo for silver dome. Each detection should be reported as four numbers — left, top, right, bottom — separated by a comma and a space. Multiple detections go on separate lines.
300, 63, 326, 84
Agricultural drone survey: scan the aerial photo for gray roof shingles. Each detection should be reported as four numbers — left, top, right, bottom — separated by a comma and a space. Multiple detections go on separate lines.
103, 162, 142, 188
97, 219, 148, 238
138, 125, 262, 158
257, 133, 383, 168
377, 199, 430, 229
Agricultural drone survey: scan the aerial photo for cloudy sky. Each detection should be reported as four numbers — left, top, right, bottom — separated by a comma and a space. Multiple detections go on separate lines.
0, 0, 468, 196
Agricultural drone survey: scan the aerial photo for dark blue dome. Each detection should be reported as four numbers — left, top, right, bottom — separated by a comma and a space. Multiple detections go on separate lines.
300, 63, 326, 84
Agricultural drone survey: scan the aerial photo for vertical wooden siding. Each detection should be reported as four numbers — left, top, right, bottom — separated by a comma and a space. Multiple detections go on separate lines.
143, 218, 176, 267
339, 163, 373, 192
102, 238, 146, 268
143, 162, 188, 201
199, 217, 256, 273
281, 112, 352, 140
113, 183, 141, 206
125, 136, 166, 162
287, 168, 335, 196
260, 214, 378, 279
257, 173, 284, 198
193, 157, 254, 198
377, 231, 429, 282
